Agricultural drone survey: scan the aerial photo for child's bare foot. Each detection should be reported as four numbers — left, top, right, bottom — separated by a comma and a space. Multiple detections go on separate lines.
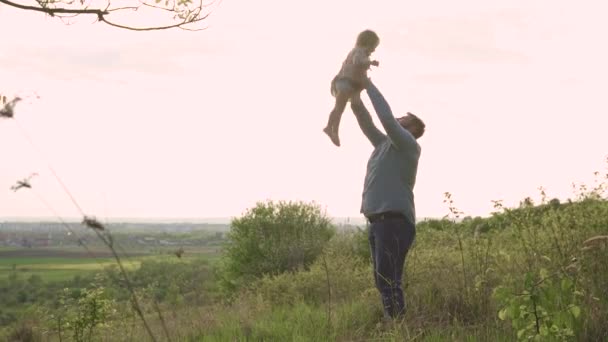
323, 127, 341, 147
332, 132, 341, 146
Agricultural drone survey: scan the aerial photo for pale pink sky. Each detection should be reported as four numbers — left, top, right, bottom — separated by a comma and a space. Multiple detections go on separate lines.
1, 0, 607, 220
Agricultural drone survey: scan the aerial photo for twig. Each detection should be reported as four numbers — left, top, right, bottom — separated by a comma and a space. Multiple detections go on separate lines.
97, 12, 209, 31
0, 0, 212, 31
153, 299, 173, 342
531, 293, 540, 334
92, 227, 159, 342
321, 254, 332, 340
8, 117, 160, 342
0, 0, 108, 16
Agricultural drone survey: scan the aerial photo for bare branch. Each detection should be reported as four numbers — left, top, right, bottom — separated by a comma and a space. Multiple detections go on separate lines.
140, 0, 175, 13
0, 0, 215, 31
98, 11, 210, 31
0, 0, 108, 16
106, 6, 140, 12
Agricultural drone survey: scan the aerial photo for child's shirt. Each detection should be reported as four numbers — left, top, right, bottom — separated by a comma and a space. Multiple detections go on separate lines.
337, 46, 371, 86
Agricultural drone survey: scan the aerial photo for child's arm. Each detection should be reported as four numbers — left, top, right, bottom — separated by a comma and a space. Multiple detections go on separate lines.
352, 49, 376, 68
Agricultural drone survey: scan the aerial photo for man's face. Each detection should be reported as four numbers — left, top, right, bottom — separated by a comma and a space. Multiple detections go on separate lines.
398, 114, 421, 138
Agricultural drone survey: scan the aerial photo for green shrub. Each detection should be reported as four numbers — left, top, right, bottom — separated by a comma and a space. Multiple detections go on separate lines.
218, 200, 335, 294
251, 231, 373, 306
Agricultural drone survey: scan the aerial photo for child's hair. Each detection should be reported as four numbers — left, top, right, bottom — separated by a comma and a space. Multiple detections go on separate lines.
356, 30, 380, 48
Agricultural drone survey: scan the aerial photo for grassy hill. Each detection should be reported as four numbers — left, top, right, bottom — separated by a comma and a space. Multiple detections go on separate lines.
1, 187, 607, 341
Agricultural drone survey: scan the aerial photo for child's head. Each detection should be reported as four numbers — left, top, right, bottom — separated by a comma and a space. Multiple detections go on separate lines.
356, 30, 380, 52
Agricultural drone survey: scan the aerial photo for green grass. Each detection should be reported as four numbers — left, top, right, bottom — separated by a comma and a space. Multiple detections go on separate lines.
0, 249, 216, 282
3, 191, 607, 341
0, 257, 134, 282
0, 257, 115, 266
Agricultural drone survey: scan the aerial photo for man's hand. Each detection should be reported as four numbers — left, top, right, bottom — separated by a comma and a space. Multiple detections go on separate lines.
370, 60, 380, 67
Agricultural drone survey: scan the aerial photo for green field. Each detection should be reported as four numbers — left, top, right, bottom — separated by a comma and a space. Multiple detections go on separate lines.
1, 257, 134, 282
0, 246, 220, 282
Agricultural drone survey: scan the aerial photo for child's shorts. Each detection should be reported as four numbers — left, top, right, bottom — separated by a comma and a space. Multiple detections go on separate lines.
330, 76, 365, 97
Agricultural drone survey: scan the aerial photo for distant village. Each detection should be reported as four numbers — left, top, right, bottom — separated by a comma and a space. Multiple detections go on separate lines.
0, 217, 366, 249
0, 221, 228, 248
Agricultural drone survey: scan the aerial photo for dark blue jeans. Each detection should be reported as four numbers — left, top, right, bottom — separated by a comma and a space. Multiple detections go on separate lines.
368, 215, 416, 318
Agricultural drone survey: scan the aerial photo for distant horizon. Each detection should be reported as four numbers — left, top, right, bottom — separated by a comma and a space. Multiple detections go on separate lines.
0, 215, 372, 224
0, 215, 445, 224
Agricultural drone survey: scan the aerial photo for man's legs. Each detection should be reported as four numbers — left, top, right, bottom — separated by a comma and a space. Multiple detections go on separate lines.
368, 217, 416, 318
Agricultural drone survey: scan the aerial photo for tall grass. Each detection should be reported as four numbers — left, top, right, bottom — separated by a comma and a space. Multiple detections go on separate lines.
3, 158, 608, 341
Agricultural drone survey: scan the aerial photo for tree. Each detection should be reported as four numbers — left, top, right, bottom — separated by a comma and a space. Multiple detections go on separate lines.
218, 200, 336, 293
0, 0, 216, 31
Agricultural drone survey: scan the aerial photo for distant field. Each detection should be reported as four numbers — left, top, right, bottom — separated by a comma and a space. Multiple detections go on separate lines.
0, 246, 221, 282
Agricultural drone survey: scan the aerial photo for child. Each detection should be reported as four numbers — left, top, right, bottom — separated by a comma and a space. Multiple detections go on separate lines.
323, 30, 380, 147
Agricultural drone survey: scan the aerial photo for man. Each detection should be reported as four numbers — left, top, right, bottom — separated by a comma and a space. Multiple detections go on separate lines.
351, 78, 425, 319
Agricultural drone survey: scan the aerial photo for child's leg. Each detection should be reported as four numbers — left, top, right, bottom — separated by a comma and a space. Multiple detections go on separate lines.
335, 91, 362, 135
350, 91, 363, 108
326, 89, 350, 130
324, 90, 350, 146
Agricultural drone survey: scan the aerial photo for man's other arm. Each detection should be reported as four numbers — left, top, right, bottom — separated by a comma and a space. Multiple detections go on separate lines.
351, 100, 385, 147
365, 81, 418, 152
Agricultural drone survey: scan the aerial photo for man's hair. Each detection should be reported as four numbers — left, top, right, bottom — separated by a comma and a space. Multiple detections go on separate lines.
402, 112, 426, 139
356, 30, 380, 48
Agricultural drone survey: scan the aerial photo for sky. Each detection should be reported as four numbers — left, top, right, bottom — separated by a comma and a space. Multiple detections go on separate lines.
1, 0, 607, 221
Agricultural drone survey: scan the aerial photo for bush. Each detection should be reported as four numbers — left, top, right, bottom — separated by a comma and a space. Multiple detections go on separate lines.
218, 200, 335, 293
251, 231, 373, 306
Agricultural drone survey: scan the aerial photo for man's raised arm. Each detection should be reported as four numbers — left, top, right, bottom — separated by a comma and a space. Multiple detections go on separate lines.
365, 80, 417, 152
351, 100, 385, 147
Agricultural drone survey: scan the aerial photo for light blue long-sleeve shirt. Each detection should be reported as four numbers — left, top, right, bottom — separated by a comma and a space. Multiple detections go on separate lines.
352, 81, 421, 225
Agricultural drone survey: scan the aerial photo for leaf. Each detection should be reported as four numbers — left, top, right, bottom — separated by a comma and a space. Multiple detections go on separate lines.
561, 278, 573, 292
540, 268, 550, 279
524, 272, 534, 288
569, 305, 581, 318
517, 328, 527, 339
493, 286, 509, 302
498, 308, 508, 320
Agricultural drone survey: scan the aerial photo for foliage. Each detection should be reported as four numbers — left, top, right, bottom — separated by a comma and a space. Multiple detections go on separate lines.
250, 231, 372, 306
101, 257, 218, 305
218, 200, 336, 294
494, 269, 582, 341
489, 166, 608, 341
2, 162, 608, 341
38, 275, 116, 342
